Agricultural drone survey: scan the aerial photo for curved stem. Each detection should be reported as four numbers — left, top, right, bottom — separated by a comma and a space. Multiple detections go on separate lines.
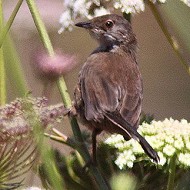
26, 1, 110, 189
32, 119, 65, 190
26, 0, 54, 56
0, 0, 28, 98
4, 36, 28, 97
167, 154, 177, 190
148, 1, 190, 76
0, 0, 6, 105
0, 0, 24, 48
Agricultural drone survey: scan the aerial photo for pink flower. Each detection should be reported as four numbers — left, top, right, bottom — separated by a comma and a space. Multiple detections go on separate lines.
35, 50, 77, 80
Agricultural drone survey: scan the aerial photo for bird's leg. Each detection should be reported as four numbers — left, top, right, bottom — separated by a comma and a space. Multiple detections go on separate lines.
92, 128, 102, 165
81, 128, 102, 172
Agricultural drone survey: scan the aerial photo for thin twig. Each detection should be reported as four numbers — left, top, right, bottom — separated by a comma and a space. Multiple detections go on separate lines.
26, 1, 110, 189
0, 0, 24, 48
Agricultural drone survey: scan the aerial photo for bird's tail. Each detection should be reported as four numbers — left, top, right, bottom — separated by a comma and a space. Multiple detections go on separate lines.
105, 112, 160, 163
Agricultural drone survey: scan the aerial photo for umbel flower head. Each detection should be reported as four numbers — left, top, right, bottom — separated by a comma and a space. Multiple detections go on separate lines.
0, 97, 67, 189
0, 97, 67, 142
59, 0, 190, 32
105, 118, 190, 169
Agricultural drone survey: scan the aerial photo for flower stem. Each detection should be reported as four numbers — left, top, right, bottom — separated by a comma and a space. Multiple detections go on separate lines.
26, 0, 54, 57
167, 154, 177, 190
32, 119, 65, 190
57, 77, 72, 108
148, 1, 190, 76
26, 1, 110, 189
0, 49, 5, 105
0, 0, 24, 48
0, 0, 28, 98
4, 35, 28, 97
0, 0, 6, 105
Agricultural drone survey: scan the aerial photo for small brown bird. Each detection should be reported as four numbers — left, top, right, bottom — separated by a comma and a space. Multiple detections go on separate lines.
74, 14, 159, 163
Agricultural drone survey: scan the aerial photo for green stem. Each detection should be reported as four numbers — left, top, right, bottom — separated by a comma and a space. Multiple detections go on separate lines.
32, 120, 65, 190
44, 132, 78, 150
167, 154, 177, 190
148, 1, 190, 76
26, 0, 54, 56
57, 77, 72, 108
0, 0, 27, 98
0, 0, 24, 48
26, 1, 109, 189
0, 0, 6, 105
4, 35, 28, 97
0, 45, 6, 105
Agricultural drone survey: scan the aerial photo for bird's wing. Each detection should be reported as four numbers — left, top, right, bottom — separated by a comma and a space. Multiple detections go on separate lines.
120, 86, 143, 128
79, 52, 142, 127
79, 55, 120, 121
79, 53, 159, 163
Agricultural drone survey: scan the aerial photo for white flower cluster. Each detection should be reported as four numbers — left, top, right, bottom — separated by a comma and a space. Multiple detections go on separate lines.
59, 0, 190, 32
105, 118, 190, 169
59, 0, 110, 33
23, 187, 43, 190
181, 0, 190, 6
113, 0, 145, 14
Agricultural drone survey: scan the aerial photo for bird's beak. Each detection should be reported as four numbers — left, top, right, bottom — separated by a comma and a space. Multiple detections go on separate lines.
75, 21, 92, 29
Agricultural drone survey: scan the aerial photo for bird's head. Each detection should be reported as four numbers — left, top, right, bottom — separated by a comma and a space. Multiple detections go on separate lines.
75, 14, 137, 50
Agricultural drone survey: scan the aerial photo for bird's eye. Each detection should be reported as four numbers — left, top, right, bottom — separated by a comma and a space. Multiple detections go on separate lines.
105, 20, 114, 28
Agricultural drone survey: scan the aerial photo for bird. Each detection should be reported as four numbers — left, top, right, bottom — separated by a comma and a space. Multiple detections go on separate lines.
73, 14, 159, 164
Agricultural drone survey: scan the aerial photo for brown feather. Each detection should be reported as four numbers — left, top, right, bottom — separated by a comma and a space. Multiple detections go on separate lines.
74, 14, 159, 163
